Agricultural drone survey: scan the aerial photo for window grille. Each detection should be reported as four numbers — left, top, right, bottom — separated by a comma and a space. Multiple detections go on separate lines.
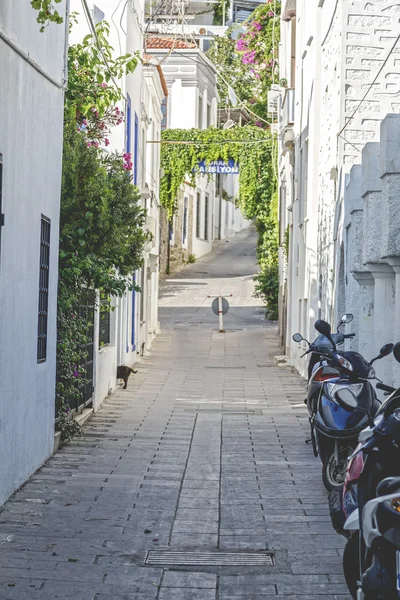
37, 216, 51, 362
196, 192, 201, 238
99, 293, 110, 347
204, 194, 209, 241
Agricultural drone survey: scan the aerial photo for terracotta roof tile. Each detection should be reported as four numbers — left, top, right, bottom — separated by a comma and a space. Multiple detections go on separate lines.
146, 36, 198, 50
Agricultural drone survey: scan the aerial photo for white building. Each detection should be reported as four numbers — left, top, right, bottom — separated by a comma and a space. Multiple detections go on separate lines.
146, 37, 221, 263
278, 0, 400, 380
0, 0, 68, 505
68, 1, 165, 409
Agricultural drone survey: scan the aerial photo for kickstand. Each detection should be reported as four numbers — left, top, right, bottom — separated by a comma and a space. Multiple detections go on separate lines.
305, 438, 313, 444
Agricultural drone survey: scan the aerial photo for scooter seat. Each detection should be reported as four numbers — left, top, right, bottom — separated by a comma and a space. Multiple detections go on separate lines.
376, 476, 400, 496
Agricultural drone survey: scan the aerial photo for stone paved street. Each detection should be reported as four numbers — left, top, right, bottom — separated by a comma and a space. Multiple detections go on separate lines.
0, 227, 349, 599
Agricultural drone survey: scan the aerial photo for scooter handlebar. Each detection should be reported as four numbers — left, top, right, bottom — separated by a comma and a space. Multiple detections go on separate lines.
376, 382, 396, 394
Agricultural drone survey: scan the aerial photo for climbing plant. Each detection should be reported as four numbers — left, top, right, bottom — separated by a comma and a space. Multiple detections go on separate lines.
31, 0, 63, 31
160, 126, 279, 319
56, 21, 145, 441
207, 1, 280, 124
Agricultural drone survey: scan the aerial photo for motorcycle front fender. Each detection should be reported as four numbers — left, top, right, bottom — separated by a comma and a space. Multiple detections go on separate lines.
344, 508, 360, 531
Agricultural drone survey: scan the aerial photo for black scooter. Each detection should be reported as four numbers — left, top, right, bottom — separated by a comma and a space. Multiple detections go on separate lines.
342, 342, 400, 599
294, 318, 392, 491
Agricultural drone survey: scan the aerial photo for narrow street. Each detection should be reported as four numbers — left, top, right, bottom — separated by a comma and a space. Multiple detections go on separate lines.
0, 227, 348, 599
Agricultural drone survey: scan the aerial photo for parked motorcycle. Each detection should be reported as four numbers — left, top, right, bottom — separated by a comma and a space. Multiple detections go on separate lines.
293, 318, 392, 491
293, 313, 356, 417
341, 343, 400, 599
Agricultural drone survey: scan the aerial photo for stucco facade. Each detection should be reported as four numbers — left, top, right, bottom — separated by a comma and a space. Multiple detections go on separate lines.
278, 0, 400, 378
69, 1, 165, 408
0, 0, 68, 504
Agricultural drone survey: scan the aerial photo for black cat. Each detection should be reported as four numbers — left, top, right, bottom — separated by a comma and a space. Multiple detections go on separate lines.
117, 365, 137, 389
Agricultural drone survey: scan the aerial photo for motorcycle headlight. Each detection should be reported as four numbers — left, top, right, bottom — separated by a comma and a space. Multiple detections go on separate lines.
337, 355, 353, 371
369, 366, 376, 378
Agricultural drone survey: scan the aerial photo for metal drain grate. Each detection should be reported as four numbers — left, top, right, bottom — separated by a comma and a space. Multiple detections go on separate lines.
144, 550, 274, 567
205, 366, 246, 369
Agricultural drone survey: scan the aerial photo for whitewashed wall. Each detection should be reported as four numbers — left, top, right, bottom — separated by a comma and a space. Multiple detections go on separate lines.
279, 0, 400, 377
0, 0, 67, 505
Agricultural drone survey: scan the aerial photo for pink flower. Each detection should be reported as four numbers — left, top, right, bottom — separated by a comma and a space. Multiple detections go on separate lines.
101, 82, 108, 88
115, 107, 120, 114
252, 21, 262, 31
235, 38, 247, 51
105, 138, 110, 146
242, 50, 257, 65
255, 120, 264, 127
249, 98, 256, 105
93, 141, 99, 148
123, 152, 131, 160
268, 11, 274, 17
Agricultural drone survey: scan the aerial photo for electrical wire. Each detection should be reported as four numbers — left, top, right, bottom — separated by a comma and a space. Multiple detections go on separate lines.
179, 22, 272, 126
111, 0, 125, 54
147, 139, 274, 144
338, 33, 400, 137
81, 0, 127, 100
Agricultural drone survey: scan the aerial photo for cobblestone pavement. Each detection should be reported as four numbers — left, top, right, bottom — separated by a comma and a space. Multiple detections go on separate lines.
0, 227, 349, 599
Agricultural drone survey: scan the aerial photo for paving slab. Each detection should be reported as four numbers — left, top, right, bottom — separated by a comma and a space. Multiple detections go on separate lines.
0, 227, 350, 598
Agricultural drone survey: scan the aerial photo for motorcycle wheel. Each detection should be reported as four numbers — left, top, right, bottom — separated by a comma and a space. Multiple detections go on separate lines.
322, 446, 353, 492
343, 532, 359, 600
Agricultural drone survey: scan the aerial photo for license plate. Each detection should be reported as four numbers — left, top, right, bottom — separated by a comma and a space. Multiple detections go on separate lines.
397, 550, 400, 593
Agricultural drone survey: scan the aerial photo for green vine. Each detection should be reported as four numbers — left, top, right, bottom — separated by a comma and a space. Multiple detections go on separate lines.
207, 2, 280, 124
56, 20, 144, 441
31, 0, 64, 31
160, 127, 279, 318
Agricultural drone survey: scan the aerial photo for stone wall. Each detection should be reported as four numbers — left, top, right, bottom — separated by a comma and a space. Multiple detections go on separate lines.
343, 115, 400, 387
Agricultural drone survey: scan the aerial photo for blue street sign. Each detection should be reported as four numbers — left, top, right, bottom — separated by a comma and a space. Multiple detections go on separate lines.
195, 159, 239, 174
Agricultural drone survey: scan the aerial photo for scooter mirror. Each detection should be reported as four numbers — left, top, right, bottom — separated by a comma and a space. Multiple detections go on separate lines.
335, 388, 358, 410
394, 342, 400, 364
379, 343, 394, 358
315, 319, 332, 338
341, 313, 354, 324
292, 333, 303, 343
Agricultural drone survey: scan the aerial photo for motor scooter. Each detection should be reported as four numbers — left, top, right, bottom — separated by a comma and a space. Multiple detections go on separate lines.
293, 318, 391, 491
341, 343, 400, 598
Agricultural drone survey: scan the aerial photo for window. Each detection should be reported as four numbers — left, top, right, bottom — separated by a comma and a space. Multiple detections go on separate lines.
183, 197, 188, 245
196, 192, 201, 238
204, 193, 209, 241
99, 293, 110, 347
37, 216, 51, 362
161, 97, 168, 130
198, 94, 203, 129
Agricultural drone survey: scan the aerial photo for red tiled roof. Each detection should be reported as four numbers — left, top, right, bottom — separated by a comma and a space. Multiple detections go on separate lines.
146, 36, 198, 50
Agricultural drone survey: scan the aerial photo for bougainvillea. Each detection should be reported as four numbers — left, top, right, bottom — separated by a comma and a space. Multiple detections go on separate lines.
56, 21, 145, 441
208, 2, 281, 125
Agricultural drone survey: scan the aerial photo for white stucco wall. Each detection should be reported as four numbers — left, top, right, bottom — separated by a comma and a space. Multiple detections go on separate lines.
278, 0, 400, 378
0, 0, 67, 504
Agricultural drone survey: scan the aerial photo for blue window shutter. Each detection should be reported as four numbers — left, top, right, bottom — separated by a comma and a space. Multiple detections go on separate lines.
131, 273, 136, 350
134, 113, 139, 185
